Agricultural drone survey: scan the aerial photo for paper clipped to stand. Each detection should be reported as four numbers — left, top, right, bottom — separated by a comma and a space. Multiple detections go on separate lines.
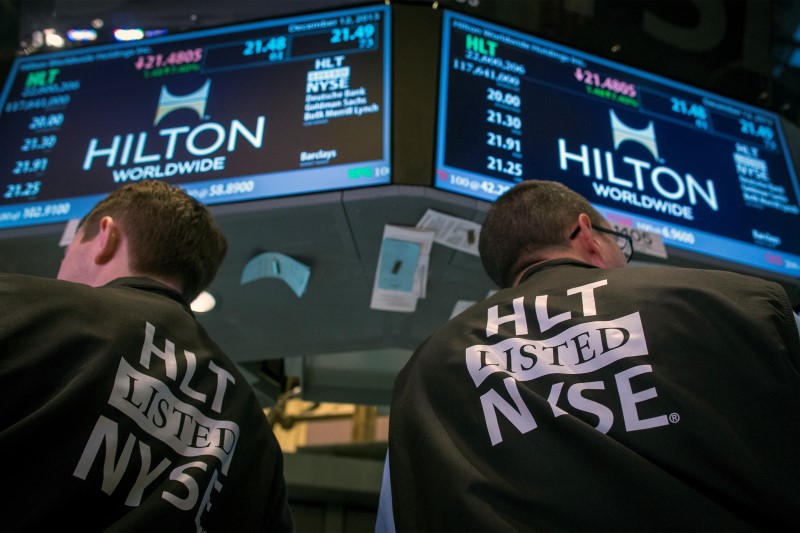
606, 221, 668, 259
415, 208, 481, 256
59, 218, 81, 247
241, 252, 310, 298
370, 225, 435, 313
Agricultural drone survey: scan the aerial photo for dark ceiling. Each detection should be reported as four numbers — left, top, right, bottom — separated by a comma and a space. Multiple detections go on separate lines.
2, 0, 800, 125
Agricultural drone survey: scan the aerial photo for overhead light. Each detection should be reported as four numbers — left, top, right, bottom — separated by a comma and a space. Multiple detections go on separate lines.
27, 30, 45, 50
191, 290, 217, 313
67, 29, 98, 42
44, 29, 65, 48
113, 28, 144, 42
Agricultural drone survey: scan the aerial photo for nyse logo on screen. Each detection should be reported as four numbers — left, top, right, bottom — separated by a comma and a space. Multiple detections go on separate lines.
306, 56, 351, 93
82, 79, 266, 183
557, 109, 718, 221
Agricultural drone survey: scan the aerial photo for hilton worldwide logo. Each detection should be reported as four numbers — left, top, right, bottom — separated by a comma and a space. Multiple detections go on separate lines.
609, 109, 659, 160
557, 106, 718, 220
82, 76, 266, 182
153, 79, 211, 126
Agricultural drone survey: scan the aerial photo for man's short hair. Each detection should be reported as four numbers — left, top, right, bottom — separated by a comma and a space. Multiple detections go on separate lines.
478, 180, 605, 288
80, 180, 227, 301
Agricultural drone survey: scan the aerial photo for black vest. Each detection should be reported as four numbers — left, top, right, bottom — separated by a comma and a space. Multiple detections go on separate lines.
389, 260, 800, 531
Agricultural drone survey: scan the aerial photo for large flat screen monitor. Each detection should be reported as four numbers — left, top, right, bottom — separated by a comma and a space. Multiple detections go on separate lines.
435, 10, 800, 279
0, 4, 391, 229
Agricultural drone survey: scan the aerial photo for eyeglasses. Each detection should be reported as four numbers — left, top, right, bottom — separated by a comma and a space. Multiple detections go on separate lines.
569, 223, 634, 263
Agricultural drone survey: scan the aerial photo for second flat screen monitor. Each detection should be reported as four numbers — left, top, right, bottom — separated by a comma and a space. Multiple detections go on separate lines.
435, 9, 800, 279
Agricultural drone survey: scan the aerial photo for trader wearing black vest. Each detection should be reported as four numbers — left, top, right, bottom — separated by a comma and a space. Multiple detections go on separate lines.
0, 180, 293, 531
379, 180, 800, 531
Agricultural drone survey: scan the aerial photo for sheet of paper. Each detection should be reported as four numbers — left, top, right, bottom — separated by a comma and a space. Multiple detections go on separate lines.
632, 230, 668, 259
607, 222, 668, 259
370, 225, 435, 313
416, 208, 481, 256
450, 299, 476, 319
59, 218, 81, 247
241, 252, 310, 298
377, 239, 421, 292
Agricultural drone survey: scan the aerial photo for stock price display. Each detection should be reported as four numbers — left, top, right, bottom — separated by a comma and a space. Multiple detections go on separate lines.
435, 10, 800, 278
0, 4, 391, 229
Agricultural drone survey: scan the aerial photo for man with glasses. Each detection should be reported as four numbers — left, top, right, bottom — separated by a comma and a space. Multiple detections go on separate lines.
379, 180, 800, 531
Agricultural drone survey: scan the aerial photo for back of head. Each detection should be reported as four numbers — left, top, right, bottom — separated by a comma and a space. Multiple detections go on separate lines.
478, 180, 604, 288
80, 180, 227, 301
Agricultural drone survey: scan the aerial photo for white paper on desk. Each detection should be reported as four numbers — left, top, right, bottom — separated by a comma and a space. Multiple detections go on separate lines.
59, 218, 81, 247
416, 209, 481, 256
633, 230, 668, 259
449, 290, 497, 319
607, 221, 668, 259
370, 225, 435, 313
450, 299, 475, 319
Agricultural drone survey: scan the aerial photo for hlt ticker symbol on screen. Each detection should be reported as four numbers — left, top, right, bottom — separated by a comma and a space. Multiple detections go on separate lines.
465, 34, 498, 57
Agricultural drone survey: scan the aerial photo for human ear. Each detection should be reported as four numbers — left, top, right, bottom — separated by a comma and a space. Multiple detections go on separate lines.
572, 213, 609, 266
575, 214, 601, 251
94, 216, 120, 264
